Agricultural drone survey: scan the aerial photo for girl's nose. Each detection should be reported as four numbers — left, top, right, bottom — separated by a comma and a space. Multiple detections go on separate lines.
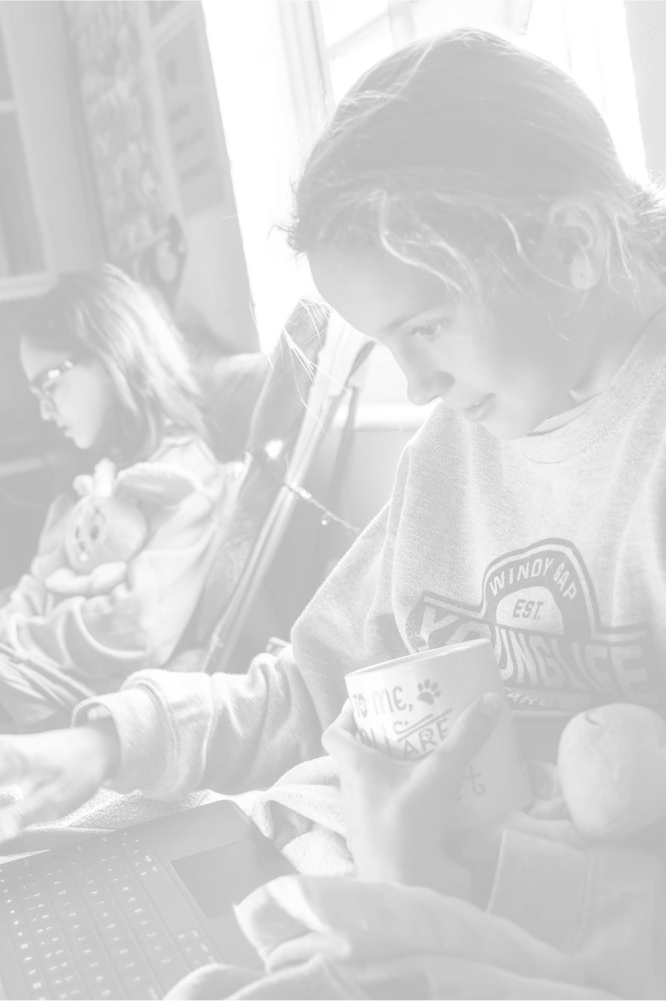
407, 370, 454, 406
39, 398, 57, 422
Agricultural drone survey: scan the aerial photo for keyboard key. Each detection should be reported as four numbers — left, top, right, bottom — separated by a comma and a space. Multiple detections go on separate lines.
97, 919, 126, 941
97, 987, 123, 1000
101, 931, 132, 956
144, 938, 170, 960
17, 944, 40, 963
118, 956, 144, 978
41, 947, 68, 964
123, 974, 162, 1000
34, 931, 63, 952
85, 887, 106, 902
50, 975, 85, 1001
79, 943, 100, 961
120, 968, 154, 992
127, 908, 157, 933
83, 956, 107, 973
82, 972, 116, 988
92, 903, 125, 927
63, 923, 94, 948
137, 926, 168, 946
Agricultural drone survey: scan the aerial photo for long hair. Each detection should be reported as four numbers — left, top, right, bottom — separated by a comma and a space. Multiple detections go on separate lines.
22, 264, 207, 465
289, 29, 666, 304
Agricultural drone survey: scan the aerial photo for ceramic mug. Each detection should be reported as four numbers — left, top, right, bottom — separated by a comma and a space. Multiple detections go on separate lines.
345, 638, 532, 829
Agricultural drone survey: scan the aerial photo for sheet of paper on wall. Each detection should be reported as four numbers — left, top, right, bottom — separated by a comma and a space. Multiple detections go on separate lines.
156, 18, 228, 219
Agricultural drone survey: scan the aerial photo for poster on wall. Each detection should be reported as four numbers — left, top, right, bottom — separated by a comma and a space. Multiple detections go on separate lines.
147, 0, 183, 27
64, 0, 171, 263
156, 18, 227, 218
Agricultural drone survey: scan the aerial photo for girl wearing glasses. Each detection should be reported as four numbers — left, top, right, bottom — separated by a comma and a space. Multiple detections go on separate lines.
0, 264, 232, 730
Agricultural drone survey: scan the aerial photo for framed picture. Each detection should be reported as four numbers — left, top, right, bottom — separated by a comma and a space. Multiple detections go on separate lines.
64, 0, 171, 262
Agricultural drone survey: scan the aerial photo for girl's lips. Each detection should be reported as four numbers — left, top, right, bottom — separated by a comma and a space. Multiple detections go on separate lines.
462, 394, 495, 422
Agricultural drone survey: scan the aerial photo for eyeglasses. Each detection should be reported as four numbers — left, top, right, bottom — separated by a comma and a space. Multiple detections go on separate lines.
29, 359, 76, 415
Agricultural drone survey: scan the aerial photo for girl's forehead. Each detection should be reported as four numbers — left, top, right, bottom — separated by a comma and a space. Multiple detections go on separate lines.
309, 248, 452, 337
19, 338, 73, 381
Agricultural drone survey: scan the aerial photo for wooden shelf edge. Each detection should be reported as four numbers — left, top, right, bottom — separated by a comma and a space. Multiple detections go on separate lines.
0, 272, 53, 303
0, 451, 63, 480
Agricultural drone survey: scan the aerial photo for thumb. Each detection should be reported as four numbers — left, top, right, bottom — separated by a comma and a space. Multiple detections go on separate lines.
422, 692, 503, 785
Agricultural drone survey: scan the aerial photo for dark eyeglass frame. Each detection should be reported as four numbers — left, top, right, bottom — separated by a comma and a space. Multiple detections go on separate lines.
29, 359, 76, 414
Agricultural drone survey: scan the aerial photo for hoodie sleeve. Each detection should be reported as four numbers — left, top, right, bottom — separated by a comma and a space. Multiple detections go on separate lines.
0, 439, 235, 718
72, 442, 417, 797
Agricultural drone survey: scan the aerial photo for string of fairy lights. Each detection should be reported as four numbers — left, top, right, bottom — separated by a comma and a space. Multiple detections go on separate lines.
232, 434, 358, 536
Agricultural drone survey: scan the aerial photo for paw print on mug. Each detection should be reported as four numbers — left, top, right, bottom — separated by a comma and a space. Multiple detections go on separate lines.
416, 679, 441, 705
352, 693, 368, 718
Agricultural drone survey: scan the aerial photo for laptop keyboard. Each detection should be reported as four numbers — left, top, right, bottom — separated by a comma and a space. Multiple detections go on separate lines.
0, 832, 218, 1000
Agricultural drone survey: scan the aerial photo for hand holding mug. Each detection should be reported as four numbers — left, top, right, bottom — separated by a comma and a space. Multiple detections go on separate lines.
344, 639, 532, 830
322, 693, 502, 898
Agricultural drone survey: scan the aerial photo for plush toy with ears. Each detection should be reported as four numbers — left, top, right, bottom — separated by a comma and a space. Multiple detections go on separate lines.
45, 458, 200, 598
558, 702, 666, 841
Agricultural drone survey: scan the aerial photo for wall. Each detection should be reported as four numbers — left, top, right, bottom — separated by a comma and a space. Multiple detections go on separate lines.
624, 0, 666, 181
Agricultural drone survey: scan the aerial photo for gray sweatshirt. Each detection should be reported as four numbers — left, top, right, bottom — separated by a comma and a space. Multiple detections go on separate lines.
75, 310, 666, 796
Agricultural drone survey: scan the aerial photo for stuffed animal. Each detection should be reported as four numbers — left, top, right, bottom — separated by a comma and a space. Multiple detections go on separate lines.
45, 458, 200, 598
557, 702, 666, 841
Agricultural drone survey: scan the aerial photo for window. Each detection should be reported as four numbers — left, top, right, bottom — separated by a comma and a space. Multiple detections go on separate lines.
313, 0, 644, 177
525, 0, 645, 180
315, 1, 395, 104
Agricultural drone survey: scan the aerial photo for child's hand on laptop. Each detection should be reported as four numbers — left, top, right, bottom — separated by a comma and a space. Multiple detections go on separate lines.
0, 722, 120, 843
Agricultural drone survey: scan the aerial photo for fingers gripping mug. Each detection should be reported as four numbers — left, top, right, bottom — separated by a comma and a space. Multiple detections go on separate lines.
345, 638, 532, 829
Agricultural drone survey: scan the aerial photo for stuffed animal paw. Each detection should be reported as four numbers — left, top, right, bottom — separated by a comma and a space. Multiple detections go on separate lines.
48, 459, 201, 600
45, 562, 129, 598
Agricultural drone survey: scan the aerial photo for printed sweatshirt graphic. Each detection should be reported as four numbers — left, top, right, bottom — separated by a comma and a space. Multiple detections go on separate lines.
407, 539, 659, 714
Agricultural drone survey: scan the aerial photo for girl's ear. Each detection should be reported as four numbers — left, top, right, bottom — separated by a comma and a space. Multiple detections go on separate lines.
114, 463, 200, 507
539, 199, 607, 291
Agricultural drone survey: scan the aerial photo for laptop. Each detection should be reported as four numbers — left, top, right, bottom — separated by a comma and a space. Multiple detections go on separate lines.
0, 800, 295, 1000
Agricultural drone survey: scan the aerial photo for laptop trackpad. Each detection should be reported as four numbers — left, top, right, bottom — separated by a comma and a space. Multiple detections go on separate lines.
171, 838, 291, 919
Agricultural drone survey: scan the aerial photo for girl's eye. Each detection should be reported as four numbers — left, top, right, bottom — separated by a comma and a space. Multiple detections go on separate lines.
407, 317, 455, 340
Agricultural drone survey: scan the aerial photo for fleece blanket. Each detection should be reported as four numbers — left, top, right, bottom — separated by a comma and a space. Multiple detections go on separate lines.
162, 874, 633, 1000
250, 756, 354, 877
